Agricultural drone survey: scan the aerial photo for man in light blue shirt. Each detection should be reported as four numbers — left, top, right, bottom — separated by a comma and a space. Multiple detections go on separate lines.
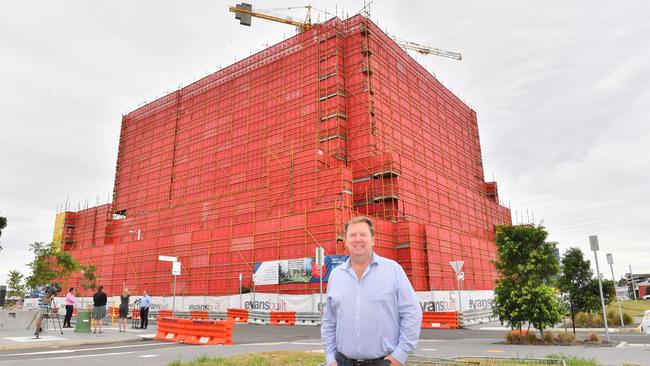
139, 290, 151, 329
322, 216, 422, 366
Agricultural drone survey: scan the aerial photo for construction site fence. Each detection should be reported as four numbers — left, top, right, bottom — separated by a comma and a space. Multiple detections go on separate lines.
459, 308, 496, 327
148, 309, 324, 326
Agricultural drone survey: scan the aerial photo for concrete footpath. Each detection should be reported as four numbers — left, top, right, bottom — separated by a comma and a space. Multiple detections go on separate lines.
0, 322, 156, 351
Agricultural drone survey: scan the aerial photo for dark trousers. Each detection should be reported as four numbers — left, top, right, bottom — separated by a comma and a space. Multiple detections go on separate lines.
140, 307, 149, 328
64, 305, 74, 327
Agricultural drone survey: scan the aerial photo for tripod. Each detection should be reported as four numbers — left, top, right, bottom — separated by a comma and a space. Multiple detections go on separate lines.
29, 298, 64, 339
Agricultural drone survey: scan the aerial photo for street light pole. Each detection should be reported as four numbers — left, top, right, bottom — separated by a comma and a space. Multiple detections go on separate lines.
590, 235, 610, 342
606, 253, 625, 328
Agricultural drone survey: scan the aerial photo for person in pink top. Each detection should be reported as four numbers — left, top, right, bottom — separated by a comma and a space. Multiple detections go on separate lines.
63, 288, 75, 328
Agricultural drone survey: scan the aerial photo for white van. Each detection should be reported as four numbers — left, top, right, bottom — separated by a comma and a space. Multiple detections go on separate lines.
641, 310, 650, 334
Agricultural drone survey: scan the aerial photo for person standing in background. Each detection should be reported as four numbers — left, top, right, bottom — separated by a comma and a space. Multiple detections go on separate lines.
63, 288, 75, 328
139, 290, 151, 329
92, 286, 107, 334
118, 288, 130, 332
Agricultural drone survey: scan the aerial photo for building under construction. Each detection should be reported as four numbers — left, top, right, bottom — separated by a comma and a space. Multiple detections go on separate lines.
53, 14, 511, 297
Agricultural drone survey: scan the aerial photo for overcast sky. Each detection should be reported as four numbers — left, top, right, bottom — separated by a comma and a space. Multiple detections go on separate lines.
1, 1, 648, 286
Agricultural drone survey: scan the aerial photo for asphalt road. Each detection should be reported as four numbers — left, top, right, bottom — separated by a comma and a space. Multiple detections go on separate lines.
2, 325, 648, 366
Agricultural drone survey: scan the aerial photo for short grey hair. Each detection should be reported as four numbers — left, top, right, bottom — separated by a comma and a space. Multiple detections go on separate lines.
345, 216, 375, 238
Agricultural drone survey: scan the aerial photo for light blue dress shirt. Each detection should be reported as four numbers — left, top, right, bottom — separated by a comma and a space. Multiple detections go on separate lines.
140, 294, 151, 308
321, 253, 422, 365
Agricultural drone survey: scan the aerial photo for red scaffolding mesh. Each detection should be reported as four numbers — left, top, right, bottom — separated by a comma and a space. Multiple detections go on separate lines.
57, 15, 510, 297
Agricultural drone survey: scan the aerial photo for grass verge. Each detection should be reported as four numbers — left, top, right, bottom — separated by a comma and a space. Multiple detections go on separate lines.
607, 300, 650, 317
546, 354, 601, 366
167, 351, 325, 366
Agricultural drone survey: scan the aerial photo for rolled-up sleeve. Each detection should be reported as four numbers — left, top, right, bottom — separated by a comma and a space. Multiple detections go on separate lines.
391, 265, 422, 364
321, 275, 338, 365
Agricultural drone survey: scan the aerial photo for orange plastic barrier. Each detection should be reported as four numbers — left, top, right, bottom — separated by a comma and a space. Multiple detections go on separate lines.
184, 319, 234, 345
421, 311, 459, 329
157, 310, 173, 319
270, 311, 296, 325
227, 308, 248, 323
190, 310, 209, 319
155, 317, 234, 345
155, 317, 189, 342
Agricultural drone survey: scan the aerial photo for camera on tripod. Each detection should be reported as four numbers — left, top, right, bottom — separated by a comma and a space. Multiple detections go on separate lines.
43, 283, 62, 298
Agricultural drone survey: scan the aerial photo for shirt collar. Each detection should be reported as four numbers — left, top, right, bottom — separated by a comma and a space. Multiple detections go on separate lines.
344, 252, 382, 270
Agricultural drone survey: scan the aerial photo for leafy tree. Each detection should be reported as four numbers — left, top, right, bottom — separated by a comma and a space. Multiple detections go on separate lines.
558, 247, 594, 333
493, 225, 564, 337
25, 242, 80, 290
7, 270, 25, 298
558, 247, 617, 333
79, 264, 97, 308
0, 215, 6, 251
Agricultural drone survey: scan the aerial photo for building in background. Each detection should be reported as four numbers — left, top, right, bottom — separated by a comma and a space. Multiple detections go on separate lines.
53, 15, 510, 297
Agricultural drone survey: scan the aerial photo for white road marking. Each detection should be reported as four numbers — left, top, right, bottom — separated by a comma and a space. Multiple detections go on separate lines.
2, 350, 74, 356
2, 342, 179, 357
421, 348, 437, 351
139, 355, 159, 358
8, 351, 135, 362
68, 342, 179, 352
290, 342, 322, 345
3, 336, 67, 342
240, 342, 289, 346
624, 343, 650, 348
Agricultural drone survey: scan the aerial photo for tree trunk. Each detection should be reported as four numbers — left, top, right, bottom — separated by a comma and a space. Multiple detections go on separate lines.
570, 300, 576, 334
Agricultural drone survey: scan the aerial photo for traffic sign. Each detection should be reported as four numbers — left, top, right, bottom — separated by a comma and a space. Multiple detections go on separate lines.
172, 261, 181, 276
457, 271, 465, 281
315, 247, 325, 265
159, 255, 178, 262
449, 261, 464, 275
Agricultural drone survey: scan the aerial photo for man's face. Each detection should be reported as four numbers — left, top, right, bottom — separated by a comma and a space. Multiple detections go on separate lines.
345, 221, 374, 259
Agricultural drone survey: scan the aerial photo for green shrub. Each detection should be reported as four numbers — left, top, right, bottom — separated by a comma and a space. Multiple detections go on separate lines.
542, 330, 554, 344
505, 330, 523, 344
523, 330, 538, 344
590, 313, 603, 327
623, 312, 633, 325
575, 312, 589, 327
555, 332, 576, 344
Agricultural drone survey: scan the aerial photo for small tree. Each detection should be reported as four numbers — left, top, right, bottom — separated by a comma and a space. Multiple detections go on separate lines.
0, 215, 6, 251
25, 242, 80, 290
493, 225, 564, 337
7, 270, 25, 299
558, 247, 594, 334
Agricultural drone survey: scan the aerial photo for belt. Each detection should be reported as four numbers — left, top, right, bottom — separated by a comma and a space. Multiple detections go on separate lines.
336, 351, 389, 366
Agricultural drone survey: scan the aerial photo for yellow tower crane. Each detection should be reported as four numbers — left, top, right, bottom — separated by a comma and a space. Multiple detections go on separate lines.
229, 3, 314, 33
229, 3, 462, 61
